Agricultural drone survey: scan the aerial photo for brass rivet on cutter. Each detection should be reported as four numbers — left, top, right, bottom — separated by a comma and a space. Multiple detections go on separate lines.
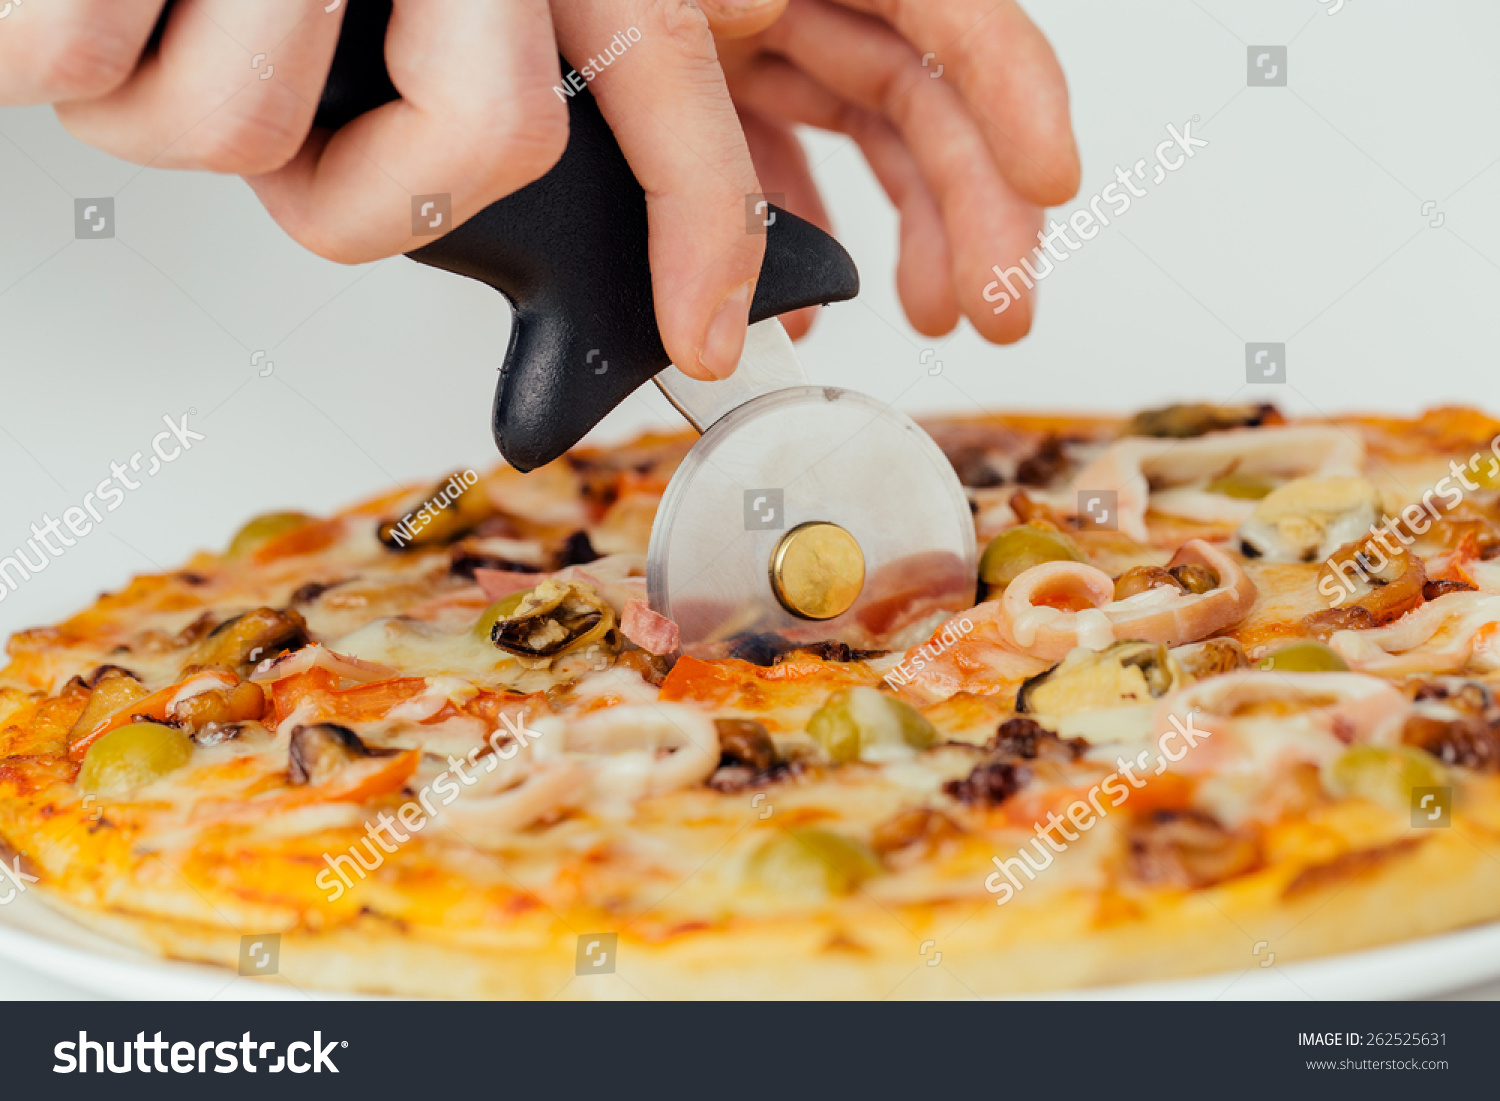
769, 522, 865, 621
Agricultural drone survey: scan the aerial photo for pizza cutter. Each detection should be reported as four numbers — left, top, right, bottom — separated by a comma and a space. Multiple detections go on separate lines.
290, 1, 978, 654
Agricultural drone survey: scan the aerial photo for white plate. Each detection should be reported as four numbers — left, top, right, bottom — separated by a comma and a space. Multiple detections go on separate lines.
2, 888, 1498, 1000
0, 891, 367, 1000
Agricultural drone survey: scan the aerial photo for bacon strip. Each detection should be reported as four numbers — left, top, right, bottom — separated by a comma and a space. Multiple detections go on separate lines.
621, 599, 680, 655
475, 568, 546, 602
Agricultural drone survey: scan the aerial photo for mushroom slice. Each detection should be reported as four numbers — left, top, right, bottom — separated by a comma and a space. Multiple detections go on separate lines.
1236, 476, 1382, 562
488, 578, 618, 661
1064, 426, 1365, 541
288, 722, 400, 786
378, 472, 493, 551
1305, 531, 1427, 637
996, 539, 1257, 662
1016, 640, 1181, 716
191, 607, 309, 676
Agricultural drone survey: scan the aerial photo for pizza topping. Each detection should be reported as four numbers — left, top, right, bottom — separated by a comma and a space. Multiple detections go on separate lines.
1256, 640, 1349, 673
1202, 471, 1277, 500
554, 530, 601, 568
775, 640, 888, 664
67, 669, 241, 758
192, 607, 309, 676
1424, 578, 1478, 600
1237, 476, 1382, 563
978, 524, 1086, 598
1016, 640, 1180, 717
1327, 590, 1500, 675
167, 678, 266, 730
249, 644, 399, 686
226, 511, 314, 558
287, 722, 400, 786
1123, 402, 1283, 439
544, 704, 721, 809
1305, 533, 1428, 639
806, 687, 937, 764
1126, 809, 1260, 889
1402, 679, 1500, 770
377, 472, 492, 550
488, 579, 618, 662
1113, 566, 1179, 601
871, 808, 963, 868
621, 599, 680, 656
708, 718, 802, 792
714, 718, 778, 773
996, 540, 1256, 661
746, 828, 882, 897
1324, 744, 1448, 811
76, 721, 194, 796
1066, 426, 1365, 541
1171, 637, 1249, 679
943, 717, 1084, 806
1152, 672, 1409, 774
65, 667, 150, 746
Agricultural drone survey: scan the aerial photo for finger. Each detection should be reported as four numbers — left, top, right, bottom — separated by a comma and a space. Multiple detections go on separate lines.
699, 0, 789, 39
58, 0, 344, 175
245, 0, 567, 264
552, 1, 763, 382
0, 0, 162, 105
730, 57, 956, 335
832, 0, 1079, 206
758, 2, 1043, 341
737, 108, 825, 340
738, 35, 1032, 340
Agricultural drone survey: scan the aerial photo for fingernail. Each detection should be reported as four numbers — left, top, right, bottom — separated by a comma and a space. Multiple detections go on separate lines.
700, 281, 754, 380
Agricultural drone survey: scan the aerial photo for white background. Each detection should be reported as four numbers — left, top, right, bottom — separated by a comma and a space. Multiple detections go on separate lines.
0, 0, 1498, 996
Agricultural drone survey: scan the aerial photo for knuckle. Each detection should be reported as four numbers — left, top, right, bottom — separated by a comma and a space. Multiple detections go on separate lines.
465, 86, 568, 186
647, 0, 719, 66
193, 90, 310, 175
34, 24, 139, 99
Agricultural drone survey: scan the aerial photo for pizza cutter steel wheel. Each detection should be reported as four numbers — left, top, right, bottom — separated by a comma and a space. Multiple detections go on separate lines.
647, 332, 975, 655
277, 0, 977, 653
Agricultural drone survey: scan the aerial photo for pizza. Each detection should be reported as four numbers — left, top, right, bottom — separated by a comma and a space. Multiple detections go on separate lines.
4, 402, 1500, 999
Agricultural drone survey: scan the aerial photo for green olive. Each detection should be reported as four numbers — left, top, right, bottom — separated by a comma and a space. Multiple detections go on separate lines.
1471, 457, 1500, 490
77, 722, 193, 796
978, 524, 1086, 593
227, 511, 314, 558
1256, 641, 1349, 673
747, 829, 882, 896
472, 590, 530, 641
1205, 473, 1277, 500
1326, 745, 1447, 813
807, 686, 935, 764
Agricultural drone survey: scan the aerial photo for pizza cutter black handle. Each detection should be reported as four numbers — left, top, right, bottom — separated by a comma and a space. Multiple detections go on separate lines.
155, 0, 860, 472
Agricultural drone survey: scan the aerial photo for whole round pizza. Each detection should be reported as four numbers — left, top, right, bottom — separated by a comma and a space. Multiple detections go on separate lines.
4, 402, 1500, 998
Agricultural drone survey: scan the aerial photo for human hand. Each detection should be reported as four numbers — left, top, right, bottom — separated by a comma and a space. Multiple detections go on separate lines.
711, 0, 1080, 342
1, 0, 770, 383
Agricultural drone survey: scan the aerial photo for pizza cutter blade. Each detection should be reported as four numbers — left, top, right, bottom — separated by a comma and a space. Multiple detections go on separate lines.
647, 321, 976, 657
